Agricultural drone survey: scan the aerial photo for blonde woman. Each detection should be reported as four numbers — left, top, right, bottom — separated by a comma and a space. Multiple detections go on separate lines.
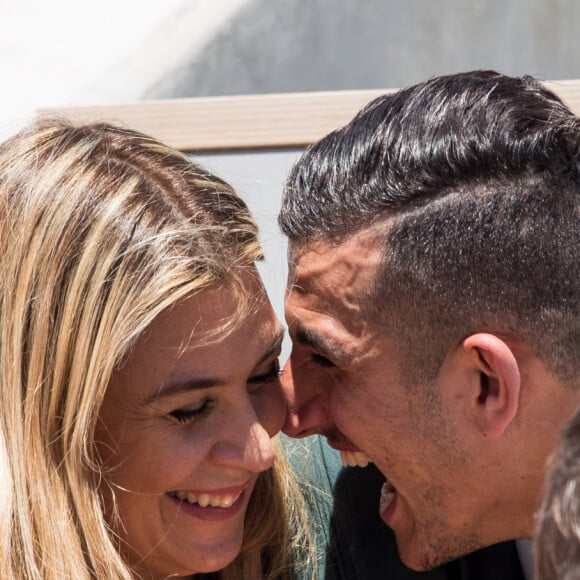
0, 120, 314, 579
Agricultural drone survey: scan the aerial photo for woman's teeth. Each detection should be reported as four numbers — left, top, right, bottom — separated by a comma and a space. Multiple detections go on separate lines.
340, 450, 371, 467
171, 489, 242, 508
380, 480, 396, 511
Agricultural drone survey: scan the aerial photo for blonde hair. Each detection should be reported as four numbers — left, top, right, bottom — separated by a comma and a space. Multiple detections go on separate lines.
536, 407, 580, 580
0, 120, 313, 579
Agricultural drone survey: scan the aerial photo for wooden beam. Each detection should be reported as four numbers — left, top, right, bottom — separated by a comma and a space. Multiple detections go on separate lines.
40, 79, 580, 152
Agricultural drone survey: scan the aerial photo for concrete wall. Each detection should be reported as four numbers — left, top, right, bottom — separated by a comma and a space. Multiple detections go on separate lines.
142, 0, 580, 99
4, 0, 578, 138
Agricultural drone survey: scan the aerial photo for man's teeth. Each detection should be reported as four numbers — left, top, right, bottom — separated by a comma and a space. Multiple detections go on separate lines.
339, 450, 371, 467
172, 489, 242, 508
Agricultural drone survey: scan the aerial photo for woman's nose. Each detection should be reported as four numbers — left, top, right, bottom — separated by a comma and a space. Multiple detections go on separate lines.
211, 415, 276, 473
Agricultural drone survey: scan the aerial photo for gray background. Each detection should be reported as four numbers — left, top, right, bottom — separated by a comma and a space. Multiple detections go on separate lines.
194, 149, 303, 360
147, 0, 580, 100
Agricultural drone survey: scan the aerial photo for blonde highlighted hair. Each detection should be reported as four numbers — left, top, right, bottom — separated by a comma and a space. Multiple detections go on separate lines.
0, 120, 313, 579
536, 407, 580, 580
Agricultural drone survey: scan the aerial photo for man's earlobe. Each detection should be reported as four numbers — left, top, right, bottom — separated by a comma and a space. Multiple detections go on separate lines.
463, 333, 521, 437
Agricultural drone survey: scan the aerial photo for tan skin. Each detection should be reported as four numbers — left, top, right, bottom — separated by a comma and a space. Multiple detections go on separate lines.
96, 271, 285, 579
281, 232, 579, 570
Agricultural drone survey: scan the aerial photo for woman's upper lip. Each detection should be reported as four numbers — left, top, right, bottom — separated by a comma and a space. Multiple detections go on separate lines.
171, 482, 249, 496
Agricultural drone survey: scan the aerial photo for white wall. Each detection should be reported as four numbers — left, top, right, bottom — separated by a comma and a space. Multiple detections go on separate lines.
0, 0, 247, 140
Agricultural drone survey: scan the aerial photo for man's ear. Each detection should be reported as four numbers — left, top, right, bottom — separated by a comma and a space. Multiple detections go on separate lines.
462, 333, 521, 438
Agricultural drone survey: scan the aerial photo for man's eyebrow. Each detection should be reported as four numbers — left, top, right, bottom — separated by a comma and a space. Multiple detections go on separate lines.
147, 330, 285, 403
293, 327, 351, 365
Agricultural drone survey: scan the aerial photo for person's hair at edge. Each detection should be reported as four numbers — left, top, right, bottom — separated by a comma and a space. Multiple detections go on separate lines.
536, 406, 580, 580
0, 119, 313, 579
279, 69, 580, 388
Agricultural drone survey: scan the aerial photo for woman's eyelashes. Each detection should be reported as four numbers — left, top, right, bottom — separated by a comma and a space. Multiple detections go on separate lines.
248, 359, 282, 388
170, 399, 214, 424
168, 360, 281, 424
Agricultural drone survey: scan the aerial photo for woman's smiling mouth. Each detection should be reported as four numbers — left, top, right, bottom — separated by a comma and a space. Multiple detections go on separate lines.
167, 483, 249, 520
169, 488, 245, 508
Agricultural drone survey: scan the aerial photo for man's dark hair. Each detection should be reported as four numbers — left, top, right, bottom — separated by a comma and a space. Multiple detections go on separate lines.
279, 70, 580, 386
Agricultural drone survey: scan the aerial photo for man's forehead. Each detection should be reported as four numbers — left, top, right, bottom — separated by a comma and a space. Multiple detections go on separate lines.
288, 234, 382, 293
286, 235, 384, 342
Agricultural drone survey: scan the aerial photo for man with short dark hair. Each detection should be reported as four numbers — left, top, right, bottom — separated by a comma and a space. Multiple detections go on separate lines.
278, 71, 580, 575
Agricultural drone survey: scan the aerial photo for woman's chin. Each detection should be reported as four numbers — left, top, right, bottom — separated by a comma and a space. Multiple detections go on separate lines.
125, 528, 244, 580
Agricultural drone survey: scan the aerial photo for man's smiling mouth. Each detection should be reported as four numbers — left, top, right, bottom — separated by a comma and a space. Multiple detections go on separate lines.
325, 433, 373, 467
339, 450, 371, 467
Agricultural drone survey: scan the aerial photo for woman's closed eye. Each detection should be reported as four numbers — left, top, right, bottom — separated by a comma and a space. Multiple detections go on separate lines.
248, 360, 282, 389
168, 360, 281, 423
170, 399, 214, 424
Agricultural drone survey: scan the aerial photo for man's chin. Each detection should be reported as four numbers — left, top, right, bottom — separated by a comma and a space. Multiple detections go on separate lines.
395, 533, 482, 572
397, 545, 448, 572
393, 539, 435, 572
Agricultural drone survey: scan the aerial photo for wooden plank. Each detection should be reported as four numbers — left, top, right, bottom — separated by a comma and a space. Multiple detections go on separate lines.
545, 79, 580, 113
39, 80, 580, 152
39, 90, 390, 152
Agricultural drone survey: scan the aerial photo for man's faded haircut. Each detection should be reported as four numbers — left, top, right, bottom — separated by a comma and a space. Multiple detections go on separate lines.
279, 70, 580, 386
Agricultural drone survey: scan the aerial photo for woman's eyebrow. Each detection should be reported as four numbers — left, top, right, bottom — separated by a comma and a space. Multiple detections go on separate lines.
147, 330, 285, 403
147, 377, 226, 403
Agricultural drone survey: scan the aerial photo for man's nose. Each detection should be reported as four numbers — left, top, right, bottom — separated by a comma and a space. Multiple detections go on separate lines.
280, 355, 329, 438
